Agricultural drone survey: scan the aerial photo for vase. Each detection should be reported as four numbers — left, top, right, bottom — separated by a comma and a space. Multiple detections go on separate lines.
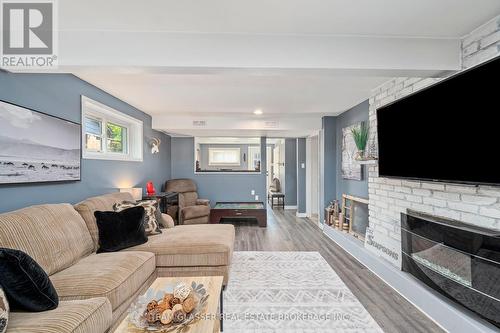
355, 150, 365, 161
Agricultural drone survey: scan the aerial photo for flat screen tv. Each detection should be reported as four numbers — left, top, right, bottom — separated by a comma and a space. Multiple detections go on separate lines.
377, 56, 500, 185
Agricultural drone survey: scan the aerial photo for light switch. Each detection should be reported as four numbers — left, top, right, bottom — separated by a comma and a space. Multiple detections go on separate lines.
301, 163, 305, 168
255, 195, 259, 201
251, 190, 255, 195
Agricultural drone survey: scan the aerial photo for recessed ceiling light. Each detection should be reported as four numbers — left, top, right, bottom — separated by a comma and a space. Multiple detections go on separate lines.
254, 109, 263, 115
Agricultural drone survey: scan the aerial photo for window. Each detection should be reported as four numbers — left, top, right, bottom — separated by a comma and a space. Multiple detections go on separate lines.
208, 148, 241, 166
195, 137, 261, 173
82, 96, 143, 161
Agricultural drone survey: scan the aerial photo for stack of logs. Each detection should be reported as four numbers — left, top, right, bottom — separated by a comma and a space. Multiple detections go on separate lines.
325, 200, 348, 231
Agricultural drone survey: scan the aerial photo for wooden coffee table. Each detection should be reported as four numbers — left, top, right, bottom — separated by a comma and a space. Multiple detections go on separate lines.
210, 202, 267, 227
114, 276, 224, 333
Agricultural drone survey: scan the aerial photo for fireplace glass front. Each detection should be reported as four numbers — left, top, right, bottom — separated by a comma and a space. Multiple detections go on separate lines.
401, 211, 500, 328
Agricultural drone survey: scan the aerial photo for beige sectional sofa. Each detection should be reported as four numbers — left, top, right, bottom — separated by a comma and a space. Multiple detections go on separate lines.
0, 192, 235, 333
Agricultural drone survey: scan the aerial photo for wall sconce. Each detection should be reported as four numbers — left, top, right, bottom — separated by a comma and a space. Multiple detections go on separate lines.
149, 138, 161, 154
119, 187, 143, 201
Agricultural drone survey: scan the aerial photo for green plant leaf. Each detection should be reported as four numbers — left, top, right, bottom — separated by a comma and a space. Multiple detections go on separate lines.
351, 122, 369, 151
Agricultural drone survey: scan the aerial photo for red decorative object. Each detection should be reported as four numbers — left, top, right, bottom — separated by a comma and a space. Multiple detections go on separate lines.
146, 181, 156, 196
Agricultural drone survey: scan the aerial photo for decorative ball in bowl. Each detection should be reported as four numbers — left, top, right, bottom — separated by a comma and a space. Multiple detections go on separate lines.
127, 281, 209, 332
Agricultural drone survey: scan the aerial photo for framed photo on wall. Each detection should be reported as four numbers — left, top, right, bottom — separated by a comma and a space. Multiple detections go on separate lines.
0, 100, 81, 184
341, 122, 363, 181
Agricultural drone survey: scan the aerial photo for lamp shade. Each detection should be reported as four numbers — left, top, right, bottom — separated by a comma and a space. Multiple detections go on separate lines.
119, 187, 143, 201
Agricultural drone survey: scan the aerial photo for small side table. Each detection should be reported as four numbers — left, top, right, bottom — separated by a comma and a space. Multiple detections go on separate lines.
143, 192, 179, 224
268, 192, 285, 209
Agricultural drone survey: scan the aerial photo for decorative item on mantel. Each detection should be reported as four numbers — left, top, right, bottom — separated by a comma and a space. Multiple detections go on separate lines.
351, 123, 378, 165
119, 187, 143, 201
351, 122, 369, 161
146, 181, 156, 196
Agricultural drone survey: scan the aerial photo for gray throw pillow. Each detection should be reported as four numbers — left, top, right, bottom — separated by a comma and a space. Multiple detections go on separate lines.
0, 287, 8, 333
114, 200, 162, 236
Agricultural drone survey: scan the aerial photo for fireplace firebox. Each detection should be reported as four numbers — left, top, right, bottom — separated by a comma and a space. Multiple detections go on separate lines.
401, 210, 500, 328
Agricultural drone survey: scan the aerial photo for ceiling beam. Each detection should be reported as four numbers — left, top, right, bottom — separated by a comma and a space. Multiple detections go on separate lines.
152, 114, 322, 137
40, 31, 461, 76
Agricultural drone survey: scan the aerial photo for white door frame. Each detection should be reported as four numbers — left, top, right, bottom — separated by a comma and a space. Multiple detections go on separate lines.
306, 131, 321, 220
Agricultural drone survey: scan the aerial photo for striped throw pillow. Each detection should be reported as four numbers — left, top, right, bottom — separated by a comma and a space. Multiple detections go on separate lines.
113, 201, 162, 236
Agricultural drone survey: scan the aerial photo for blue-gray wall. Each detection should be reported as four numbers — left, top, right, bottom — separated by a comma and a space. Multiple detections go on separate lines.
297, 138, 306, 214
0, 72, 171, 213
171, 137, 267, 206
320, 116, 337, 223
335, 100, 369, 200
284, 138, 297, 206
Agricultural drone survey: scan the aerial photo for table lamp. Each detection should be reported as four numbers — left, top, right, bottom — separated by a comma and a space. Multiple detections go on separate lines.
119, 187, 143, 201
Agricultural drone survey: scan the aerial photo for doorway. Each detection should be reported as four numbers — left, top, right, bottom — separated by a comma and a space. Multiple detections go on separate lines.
307, 134, 320, 224
267, 138, 286, 208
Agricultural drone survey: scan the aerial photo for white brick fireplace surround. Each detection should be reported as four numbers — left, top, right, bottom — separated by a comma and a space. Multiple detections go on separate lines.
366, 15, 500, 267
325, 15, 500, 333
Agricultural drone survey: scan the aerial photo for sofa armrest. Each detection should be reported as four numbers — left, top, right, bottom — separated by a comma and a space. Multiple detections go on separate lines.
196, 199, 210, 206
161, 213, 175, 228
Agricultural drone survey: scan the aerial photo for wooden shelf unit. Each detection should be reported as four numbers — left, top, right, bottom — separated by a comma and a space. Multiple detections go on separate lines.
341, 194, 369, 239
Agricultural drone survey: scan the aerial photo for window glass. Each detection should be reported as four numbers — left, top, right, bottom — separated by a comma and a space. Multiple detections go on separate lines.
106, 122, 128, 153
84, 117, 102, 152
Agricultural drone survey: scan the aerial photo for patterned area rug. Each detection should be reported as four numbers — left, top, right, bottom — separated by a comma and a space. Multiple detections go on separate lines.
224, 251, 383, 333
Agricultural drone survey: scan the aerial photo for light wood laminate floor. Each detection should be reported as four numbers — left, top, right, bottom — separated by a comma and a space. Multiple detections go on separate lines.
227, 208, 444, 333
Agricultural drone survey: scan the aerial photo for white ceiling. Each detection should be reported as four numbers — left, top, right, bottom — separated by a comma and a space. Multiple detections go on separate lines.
75, 70, 388, 116
61, 0, 500, 37
65, 1, 500, 137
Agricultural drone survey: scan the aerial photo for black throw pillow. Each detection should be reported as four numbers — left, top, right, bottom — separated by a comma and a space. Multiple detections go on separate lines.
0, 248, 59, 312
95, 206, 148, 253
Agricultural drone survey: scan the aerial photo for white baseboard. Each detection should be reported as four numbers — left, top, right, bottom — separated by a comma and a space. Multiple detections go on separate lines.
322, 225, 498, 333
284, 205, 297, 210
296, 212, 307, 217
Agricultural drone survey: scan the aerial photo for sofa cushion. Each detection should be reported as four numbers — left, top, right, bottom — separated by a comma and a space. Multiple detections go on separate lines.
113, 201, 162, 236
123, 224, 235, 267
0, 248, 58, 312
182, 205, 210, 220
8, 298, 111, 333
50, 251, 155, 311
74, 192, 134, 251
0, 204, 94, 276
94, 207, 148, 253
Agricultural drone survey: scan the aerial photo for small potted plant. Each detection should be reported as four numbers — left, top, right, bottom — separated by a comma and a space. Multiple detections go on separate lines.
351, 122, 369, 160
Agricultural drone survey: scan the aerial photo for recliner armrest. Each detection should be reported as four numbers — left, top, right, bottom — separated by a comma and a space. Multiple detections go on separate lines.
196, 199, 210, 206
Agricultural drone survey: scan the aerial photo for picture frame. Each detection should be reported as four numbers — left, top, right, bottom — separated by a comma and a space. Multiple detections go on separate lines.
341, 122, 363, 181
0, 99, 81, 185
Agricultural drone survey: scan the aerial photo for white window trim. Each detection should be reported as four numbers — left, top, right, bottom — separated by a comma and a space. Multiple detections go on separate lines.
248, 146, 261, 169
208, 147, 241, 166
81, 96, 143, 162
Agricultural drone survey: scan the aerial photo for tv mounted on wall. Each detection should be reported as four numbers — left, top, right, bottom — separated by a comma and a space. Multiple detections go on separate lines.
376, 56, 500, 186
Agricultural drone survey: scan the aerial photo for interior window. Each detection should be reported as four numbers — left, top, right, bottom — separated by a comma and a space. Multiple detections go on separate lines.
195, 137, 261, 173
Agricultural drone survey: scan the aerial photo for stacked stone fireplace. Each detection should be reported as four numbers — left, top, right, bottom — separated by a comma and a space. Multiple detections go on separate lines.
365, 15, 500, 267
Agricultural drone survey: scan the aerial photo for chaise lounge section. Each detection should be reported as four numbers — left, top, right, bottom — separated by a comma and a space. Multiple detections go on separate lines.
0, 192, 235, 333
